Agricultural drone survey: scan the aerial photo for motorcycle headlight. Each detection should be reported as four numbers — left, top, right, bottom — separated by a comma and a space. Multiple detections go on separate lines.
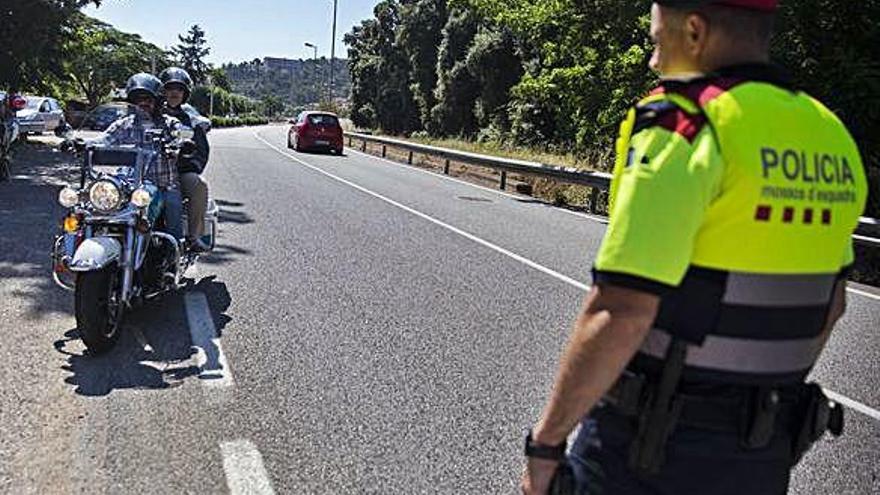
89, 180, 121, 211
130, 187, 152, 208
58, 187, 80, 208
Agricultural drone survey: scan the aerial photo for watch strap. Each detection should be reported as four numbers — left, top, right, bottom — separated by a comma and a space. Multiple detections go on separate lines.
524, 431, 567, 461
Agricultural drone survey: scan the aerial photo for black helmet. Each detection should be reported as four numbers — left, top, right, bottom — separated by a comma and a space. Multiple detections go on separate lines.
159, 67, 194, 102
125, 73, 162, 103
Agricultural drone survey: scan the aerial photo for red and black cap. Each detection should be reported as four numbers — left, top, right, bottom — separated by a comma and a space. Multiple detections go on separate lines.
655, 0, 778, 11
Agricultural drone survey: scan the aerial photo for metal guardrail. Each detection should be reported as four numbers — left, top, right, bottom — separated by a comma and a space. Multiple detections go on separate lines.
346, 132, 880, 246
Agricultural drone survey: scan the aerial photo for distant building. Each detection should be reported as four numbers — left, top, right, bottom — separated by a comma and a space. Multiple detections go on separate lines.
264, 57, 302, 72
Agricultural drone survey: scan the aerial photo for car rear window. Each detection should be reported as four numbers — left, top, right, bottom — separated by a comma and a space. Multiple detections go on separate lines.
307, 114, 339, 127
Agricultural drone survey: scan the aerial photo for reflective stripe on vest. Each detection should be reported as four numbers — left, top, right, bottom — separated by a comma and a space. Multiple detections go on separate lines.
640, 328, 825, 375
723, 273, 836, 307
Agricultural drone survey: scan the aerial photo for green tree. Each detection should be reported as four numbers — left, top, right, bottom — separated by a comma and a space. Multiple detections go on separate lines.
397, 0, 448, 129
465, 26, 523, 133
208, 67, 232, 93
345, 1, 419, 133
260, 95, 285, 118
429, 6, 481, 136
0, 0, 102, 92
63, 14, 169, 106
173, 24, 210, 85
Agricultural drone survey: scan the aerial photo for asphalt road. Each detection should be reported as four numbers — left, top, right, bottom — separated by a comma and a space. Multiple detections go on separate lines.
0, 126, 877, 494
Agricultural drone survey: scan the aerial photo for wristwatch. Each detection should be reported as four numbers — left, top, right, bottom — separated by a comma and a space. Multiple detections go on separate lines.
524, 431, 567, 461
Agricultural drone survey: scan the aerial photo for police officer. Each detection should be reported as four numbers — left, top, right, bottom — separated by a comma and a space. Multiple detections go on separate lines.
159, 66, 211, 252
521, 1, 867, 494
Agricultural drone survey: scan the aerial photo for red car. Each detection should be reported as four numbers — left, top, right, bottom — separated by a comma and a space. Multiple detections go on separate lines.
287, 111, 343, 155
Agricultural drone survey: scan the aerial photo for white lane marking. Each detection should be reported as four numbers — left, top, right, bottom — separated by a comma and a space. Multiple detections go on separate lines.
221, 440, 276, 495
824, 389, 880, 422
846, 285, 880, 302
254, 131, 589, 292
185, 291, 234, 388
255, 129, 880, 423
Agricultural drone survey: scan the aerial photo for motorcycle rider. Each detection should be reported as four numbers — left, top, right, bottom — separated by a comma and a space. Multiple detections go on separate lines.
159, 67, 211, 253
92, 73, 186, 240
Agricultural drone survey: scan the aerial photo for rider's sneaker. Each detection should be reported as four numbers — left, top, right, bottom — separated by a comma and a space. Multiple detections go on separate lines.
187, 238, 210, 253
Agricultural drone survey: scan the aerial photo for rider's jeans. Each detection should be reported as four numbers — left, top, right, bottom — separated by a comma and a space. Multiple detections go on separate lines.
161, 188, 184, 240
180, 172, 208, 239
568, 404, 795, 495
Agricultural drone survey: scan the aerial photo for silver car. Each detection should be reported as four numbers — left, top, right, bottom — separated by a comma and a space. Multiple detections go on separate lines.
17, 96, 65, 134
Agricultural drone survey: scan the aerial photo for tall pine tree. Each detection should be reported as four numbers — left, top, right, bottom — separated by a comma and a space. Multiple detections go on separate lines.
173, 25, 210, 84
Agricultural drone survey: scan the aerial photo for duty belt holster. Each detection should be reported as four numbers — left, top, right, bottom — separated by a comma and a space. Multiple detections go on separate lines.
627, 339, 687, 476
740, 387, 781, 450
792, 383, 844, 464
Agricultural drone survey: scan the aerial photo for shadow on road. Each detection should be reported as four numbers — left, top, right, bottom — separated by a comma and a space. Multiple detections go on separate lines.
55, 276, 232, 397
0, 142, 80, 318
216, 197, 255, 225
200, 243, 253, 266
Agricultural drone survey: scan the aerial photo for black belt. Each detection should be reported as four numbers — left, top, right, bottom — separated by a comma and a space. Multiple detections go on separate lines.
604, 371, 801, 434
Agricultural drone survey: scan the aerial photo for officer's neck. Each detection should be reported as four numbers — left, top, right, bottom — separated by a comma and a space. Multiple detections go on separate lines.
700, 46, 771, 74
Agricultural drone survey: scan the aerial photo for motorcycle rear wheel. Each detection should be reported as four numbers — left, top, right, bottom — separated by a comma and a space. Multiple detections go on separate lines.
75, 265, 123, 354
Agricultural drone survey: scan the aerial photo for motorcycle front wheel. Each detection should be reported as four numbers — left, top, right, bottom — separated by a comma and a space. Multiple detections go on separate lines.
75, 265, 123, 354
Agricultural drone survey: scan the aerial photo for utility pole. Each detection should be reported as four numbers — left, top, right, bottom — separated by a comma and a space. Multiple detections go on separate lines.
329, 0, 337, 103
207, 74, 214, 117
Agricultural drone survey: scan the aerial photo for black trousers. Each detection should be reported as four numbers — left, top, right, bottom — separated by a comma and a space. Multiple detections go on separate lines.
569, 405, 795, 495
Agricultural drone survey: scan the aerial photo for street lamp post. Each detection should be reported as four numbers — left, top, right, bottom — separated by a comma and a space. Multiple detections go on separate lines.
304, 42, 317, 61
304, 42, 319, 106
329, 0, 338, 103
207, 74, 214, 117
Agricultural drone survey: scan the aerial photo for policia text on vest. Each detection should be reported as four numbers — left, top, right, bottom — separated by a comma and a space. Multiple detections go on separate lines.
761, 148, 859, 206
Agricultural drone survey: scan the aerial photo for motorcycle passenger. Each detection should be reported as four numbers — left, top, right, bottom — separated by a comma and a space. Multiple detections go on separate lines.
159, 67, 211, 253
96, 73, 185, 240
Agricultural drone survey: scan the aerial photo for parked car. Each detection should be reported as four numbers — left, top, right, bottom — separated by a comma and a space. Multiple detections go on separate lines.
288, 111, 343, 154
63, 100, 90, 129
80, 103, 128, 131
17, 96, 65, 135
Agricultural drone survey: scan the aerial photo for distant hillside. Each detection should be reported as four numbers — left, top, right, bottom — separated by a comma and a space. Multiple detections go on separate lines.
222, 58, 351, 108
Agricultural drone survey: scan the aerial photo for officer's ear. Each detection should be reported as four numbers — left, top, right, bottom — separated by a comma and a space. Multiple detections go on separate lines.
682, 12, 710, 57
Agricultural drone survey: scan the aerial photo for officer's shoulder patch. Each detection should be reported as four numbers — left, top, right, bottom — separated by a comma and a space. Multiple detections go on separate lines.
653, 77, 747, 107
633, 98, 707, 144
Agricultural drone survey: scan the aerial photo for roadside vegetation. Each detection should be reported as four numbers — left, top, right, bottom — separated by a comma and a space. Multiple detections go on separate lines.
345, 0, 880, 219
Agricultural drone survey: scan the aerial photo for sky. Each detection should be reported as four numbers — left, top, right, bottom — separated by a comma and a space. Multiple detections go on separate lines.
84, 0, 380, 65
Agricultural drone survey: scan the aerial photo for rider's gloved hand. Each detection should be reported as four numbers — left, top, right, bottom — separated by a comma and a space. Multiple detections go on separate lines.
179, 139, 197, 158
60, 138, 85, 153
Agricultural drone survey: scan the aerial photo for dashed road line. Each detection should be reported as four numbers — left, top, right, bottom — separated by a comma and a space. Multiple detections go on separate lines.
185, 291, 234, 388
255, 129, 880, 423
220, 440, 276, 495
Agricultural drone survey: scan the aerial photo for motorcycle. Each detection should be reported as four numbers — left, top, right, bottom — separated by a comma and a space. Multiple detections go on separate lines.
51, 103, 218, 353
0, 92, 25, 180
